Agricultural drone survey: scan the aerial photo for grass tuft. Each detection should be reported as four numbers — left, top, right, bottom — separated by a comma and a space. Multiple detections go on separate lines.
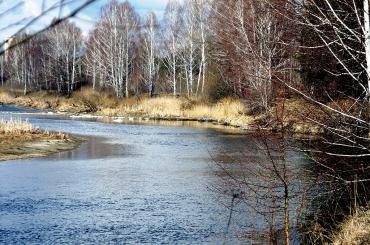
332, 209, 370, 245
0, 118, 34, 134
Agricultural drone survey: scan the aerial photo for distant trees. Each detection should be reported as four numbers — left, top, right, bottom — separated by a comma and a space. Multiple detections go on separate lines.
3, 20, 83, 95
85, 0, 140, 98
0, 0, 213, 98
178, 0, 211, 97
213, 0, 298, 111
46, 20, 83, 95
196, 0, 209, 96
0, 0, 369, 108
181, 0, 197, 96
7, 34, 35, 94
0, 0, 96, 94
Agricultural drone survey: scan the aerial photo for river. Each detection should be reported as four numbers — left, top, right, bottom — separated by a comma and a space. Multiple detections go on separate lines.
0, 105, 309, 244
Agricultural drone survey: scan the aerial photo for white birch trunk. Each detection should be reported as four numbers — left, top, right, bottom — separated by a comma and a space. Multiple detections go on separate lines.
172, 35, 177, 96
71, 39, 76, 93
364, 0, 370, 98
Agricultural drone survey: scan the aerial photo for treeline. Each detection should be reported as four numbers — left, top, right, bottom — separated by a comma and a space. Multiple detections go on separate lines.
1, 0, 369, 111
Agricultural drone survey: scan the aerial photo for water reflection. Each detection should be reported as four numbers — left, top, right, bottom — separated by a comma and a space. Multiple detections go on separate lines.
49, 136, 135, 161
210, 133, 310, 244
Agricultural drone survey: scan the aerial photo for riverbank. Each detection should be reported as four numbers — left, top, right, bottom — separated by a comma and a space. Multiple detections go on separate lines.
0, 88, 322, 135
0, 119, 82, 161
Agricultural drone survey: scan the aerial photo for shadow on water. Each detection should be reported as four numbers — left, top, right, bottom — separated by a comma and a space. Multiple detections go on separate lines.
0, 105, 43, 113
47, 136, 136, 161
207, 132, 311, 244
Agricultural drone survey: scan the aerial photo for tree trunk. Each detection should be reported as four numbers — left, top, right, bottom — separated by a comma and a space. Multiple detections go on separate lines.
173, 35, 177, 96
71, 40, 76, 94
200, 18, 206, 94
364, 0, 370, 99
92, 60, 96, 90
125, 32, 129, 98
1, 56, 4, 87
284, 185, 290, 245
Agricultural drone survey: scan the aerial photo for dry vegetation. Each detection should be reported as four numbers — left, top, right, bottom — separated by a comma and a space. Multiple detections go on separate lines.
0, 118, 34, 133
0, 118, 80, 161
269, 98, 324, 134
1, 88, 258, 127
1, 87, 324, 134
332, 210, 370, 245
67, 89, 256, 127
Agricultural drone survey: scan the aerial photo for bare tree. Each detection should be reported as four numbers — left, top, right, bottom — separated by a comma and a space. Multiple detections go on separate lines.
162, 0, 182, 96
142, 12, 159, 97
0, 53, 4, 86
46, 20, 83, 95
195, 0, 211, 95
0, 0, 96, 93
0, 0, 96, 56
6, 34, 46, 94
180, 0, 199, 96
212, 0, 297, 111
86, 0, 140, 98
297, 0, 370, 100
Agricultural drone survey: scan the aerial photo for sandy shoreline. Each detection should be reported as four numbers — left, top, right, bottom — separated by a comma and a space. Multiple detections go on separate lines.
0, 131, 83, 162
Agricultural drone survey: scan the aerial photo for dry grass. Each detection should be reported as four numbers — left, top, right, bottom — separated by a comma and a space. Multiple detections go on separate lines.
0, 87, 320, 131
63, 88, 254, 126
332, 210, 370, 245
186, 98, 243, 117
1, 87, 318, 129
137, 96, 183, 117
269, 97, 323, 134
0, 118, 34, 134
107, 96, 254, 126
98, 96, 183, 117
0, 118, 80, 161
0, 90, 14, 103
0, 118, 69, 140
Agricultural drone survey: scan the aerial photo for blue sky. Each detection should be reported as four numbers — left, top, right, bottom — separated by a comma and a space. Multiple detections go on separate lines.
0, 0, 175, 41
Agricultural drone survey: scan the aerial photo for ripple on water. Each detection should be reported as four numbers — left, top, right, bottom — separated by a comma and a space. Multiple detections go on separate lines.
0, 106, 295, 244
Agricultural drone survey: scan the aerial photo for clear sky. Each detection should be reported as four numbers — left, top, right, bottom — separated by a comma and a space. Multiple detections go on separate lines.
0, 0, 174, 41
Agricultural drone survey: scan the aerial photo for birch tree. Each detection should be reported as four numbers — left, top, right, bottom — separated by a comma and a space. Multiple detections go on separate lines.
0, 55, 4, 87
46, 20, 83, 95
142, 12, 159, 97
162, 0, 182, 95
6, 34, 45, 94
195, 0, 211, 95
181, 0, 199, 96
86, 0, 139, 98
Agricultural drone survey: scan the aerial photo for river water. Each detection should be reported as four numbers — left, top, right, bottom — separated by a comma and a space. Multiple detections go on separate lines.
0, 105, 308, 244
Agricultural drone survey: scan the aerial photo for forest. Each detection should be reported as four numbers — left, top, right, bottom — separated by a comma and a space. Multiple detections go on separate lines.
1, 0, 369, 109
1, 0, 370, 244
